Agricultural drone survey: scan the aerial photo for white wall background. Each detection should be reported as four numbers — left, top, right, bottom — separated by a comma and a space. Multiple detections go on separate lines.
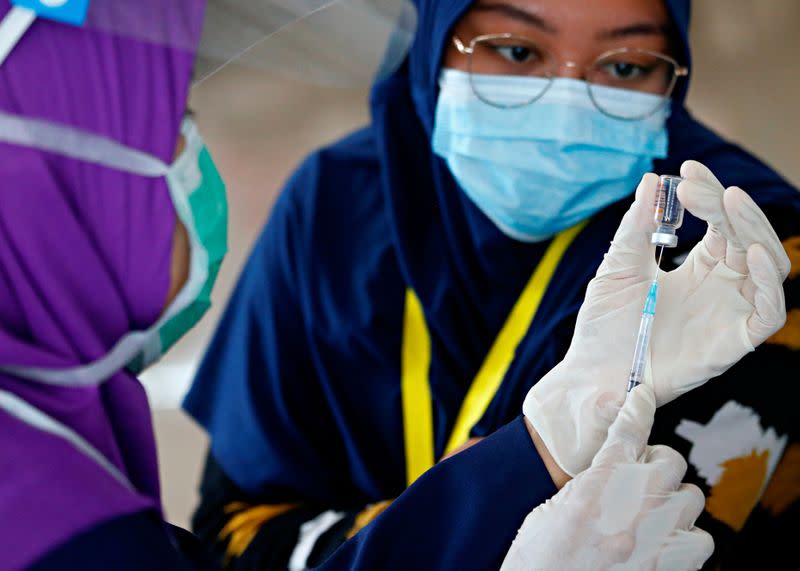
147, 0, 800, 528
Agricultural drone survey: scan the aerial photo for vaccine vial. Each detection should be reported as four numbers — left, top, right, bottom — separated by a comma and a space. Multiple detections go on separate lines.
652, 175, 685, 248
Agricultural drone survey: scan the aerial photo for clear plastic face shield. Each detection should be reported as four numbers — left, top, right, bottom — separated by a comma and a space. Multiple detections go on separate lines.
0, 0, 417, 83
0, 0, 417, 203
196, 0, 418, 86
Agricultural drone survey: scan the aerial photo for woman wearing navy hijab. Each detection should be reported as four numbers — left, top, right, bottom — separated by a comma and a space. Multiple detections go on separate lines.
185, 0, 800, 568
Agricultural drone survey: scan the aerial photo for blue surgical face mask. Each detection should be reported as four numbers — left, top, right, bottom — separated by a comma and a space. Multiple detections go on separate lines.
432, 69, 670, 242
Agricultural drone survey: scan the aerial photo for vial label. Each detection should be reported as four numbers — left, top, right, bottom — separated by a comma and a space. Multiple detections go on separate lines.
655, 175, 685, 228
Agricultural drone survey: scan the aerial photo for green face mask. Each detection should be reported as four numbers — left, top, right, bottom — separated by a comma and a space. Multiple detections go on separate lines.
0, 118, 228, 387
128, 119, 229, 373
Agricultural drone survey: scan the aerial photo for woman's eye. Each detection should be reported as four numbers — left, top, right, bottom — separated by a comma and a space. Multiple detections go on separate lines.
493, 45, 536, 64
605, 61, 650, 79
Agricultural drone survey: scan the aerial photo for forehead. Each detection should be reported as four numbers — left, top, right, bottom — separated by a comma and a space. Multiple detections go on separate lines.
461, 0, 671, 31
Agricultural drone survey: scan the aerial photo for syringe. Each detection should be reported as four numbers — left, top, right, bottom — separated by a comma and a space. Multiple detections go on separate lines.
627, 175, 685, 394
627, 247, 663, 392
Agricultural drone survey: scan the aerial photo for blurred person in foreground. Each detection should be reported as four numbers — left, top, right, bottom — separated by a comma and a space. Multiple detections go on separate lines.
0, 0, 223, 568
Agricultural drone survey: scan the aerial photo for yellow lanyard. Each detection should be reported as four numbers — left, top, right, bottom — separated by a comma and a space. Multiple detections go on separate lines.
400, 221, 587, 486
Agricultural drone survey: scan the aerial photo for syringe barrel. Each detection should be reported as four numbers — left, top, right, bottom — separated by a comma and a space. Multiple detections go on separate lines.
627, 281, 659, 393
627, 312, 654, 392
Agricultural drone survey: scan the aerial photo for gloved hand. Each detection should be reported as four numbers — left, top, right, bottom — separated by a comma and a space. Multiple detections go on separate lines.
524, 161, 790, 476
503, 385, 714, 571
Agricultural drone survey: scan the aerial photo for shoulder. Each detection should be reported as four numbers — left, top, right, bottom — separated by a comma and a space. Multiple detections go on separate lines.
0, 409, 158, 569
283, 127, 384, 214
241, 126, 401, 329
259, 126, 393, 271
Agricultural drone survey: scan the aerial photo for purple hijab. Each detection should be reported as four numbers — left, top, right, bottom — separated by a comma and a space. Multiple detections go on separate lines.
0, 2, 204, 567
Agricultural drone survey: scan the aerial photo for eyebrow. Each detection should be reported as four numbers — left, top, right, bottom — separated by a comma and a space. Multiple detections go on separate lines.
597, 22, 670, 40
472, 3, 558, 34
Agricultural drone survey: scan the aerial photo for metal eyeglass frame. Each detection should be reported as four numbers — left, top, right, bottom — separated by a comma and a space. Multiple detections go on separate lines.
452, 33, 689, 120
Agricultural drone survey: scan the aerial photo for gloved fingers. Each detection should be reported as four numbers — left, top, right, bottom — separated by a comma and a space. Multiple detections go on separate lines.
670, 483, 707, 530
678, 161, 735, 260
596, 173, 659, 279
670, 224, 727, 288
592, 384, 656, 468
723, 186, 791, 280
678, 162, 789, 278
656, 528, 715, 571
678, 161, 735, 246
642, 445, 688, 492
680, 159, 725, 189
724, 231, 749, 275
634, 170, 657, 203
745, 243, 787, 346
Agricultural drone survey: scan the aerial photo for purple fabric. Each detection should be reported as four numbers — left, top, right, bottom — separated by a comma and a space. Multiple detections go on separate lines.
0, 1, 204, 567
85, 1, 207, 54
0, 398, 158, 570
0, 1, 199, 161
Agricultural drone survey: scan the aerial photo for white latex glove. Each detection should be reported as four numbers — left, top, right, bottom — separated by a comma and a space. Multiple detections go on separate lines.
503, 385, 714, 571
524, 161, 790, 476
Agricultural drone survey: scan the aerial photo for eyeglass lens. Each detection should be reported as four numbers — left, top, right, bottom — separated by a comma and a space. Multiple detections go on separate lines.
466, 35, 678, 118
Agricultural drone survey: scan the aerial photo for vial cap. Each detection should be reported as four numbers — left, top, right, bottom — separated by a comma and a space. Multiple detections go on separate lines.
651, 232, 678, 248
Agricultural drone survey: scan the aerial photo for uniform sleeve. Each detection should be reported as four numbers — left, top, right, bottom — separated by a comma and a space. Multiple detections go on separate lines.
319, 416, 556, 571
28, 512, 214, 571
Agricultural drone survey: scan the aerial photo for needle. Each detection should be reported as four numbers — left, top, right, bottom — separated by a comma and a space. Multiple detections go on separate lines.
654, 244, 665, 281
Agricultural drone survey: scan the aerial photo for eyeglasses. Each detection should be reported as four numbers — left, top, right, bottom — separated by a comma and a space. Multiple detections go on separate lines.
452, 34, 688, 120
